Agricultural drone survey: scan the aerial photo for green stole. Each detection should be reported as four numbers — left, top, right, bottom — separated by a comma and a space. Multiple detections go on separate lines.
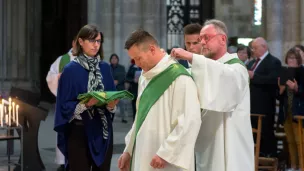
59, 53, 70, 73
224, 57, 245, 66
130, 63, 191, 169
224, 57, 249, 82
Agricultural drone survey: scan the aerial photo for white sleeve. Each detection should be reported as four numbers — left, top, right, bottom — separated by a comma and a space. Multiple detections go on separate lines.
156, 76, 202, 170
123, 122, 136, 156
191, 54, 249, 112
46, 56, 62, 96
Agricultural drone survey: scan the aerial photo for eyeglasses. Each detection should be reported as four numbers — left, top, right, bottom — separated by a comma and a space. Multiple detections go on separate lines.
87, 39, 102, 44
199, 34, 223, 44
288, 56, 296, 60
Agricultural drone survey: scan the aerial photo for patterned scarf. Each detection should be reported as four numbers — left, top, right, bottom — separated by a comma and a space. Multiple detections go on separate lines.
74, 54, 104, 91
74, 54, 108, 139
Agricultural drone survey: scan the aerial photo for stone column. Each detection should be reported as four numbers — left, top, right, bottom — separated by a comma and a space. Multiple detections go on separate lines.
141, 0, 167, 49
88, 0, 115, 62
282, 0, 300, 57
265, 0, 283, 61
300, 0, 304, 45
0, 0, 4, 93
88, 0, 167, 68
0, 0, 41, 94
114, 0, 143, 68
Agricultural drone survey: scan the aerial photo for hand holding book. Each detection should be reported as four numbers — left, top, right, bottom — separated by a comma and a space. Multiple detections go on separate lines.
78, 90, 134, 107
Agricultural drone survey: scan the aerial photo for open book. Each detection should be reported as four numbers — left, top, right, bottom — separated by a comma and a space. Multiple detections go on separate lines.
77, 90, 134, 106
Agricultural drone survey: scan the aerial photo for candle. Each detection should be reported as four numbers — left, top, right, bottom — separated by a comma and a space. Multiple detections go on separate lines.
0, 104, 2, 127
8, 98, 11, 126
5, 114, 8, 125
8, 106, 11, 126
1, 99, 3, 127
16, 105, 19, 126
12, 102, 15, 122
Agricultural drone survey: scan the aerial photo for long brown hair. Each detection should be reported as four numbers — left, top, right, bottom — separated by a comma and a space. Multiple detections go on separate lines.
73, 24, 104, 60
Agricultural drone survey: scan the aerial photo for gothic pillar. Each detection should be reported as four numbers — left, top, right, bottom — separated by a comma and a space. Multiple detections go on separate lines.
282, 0, 300, 57
0, 0, 41, 95
265, 0, 283, 61
117, 0, 142, 67
88, 0, 167, 68
300, 0, 304, 44
141, 0, 167, 49
88, 0, 115, 62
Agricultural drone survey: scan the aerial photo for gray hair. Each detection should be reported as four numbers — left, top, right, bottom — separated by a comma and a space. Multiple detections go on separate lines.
204, 19, 228, 36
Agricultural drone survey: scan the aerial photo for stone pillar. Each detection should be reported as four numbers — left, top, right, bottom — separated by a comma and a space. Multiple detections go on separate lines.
264, 0, 283, 61
300, 0, 304, 45
88, 0, 115, 62
88, 0, 167, 68
282, 0, 300, 57
141, 0, 167, 49
0, 0, 5, 93
0, 0, 41, 94
116, 0, 142, 68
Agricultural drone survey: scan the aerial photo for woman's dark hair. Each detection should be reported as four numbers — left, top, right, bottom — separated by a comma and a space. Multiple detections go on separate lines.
294, 44, 304, 53
73, 24, 104, 59
110, 53, 119, 63
237, 44, 251, 59
285, 47, 302, 66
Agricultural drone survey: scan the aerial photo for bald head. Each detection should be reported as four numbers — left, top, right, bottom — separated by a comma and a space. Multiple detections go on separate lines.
252, 37, 268, 58
254, 37, 268, 48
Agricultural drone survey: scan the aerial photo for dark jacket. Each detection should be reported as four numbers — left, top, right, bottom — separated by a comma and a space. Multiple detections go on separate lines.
278, 66, 304, 124
110, 64, 126, 91
126, 64, 141, 97
247, 53, 282, 115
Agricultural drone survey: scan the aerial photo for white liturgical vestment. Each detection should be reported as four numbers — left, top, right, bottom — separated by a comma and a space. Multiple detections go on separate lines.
124, 55, 202, 171
192, 53, 254, 171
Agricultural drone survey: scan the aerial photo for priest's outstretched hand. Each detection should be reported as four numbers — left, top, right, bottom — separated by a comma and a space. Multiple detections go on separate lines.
170, 48, 193, 63
118, 152, 131, 171
150, 155, 167, 169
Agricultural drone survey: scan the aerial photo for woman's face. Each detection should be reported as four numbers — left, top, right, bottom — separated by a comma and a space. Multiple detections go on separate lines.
287, 54, 299, 67
110, 56, 118, 65
79, 33, 101, 57
237, 49, 248, 62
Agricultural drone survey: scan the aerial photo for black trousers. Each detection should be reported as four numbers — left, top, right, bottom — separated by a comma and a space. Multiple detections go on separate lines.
67, 122, 113, 171
131, 98, 136, 121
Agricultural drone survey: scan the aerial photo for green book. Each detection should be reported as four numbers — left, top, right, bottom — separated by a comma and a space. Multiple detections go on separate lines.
77, 90, 134, 106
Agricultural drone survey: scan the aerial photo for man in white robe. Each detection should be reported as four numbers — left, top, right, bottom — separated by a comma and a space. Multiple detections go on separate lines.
46, 40, 76, 170
118, 29, 202, 171
171, 19, 254, 171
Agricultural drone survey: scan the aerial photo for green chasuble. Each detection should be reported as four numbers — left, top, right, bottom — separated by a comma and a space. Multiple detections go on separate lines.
59, 53, 70, 73
224, 57, 245, 67
129, 63, 191, 168
77, 90, 134, 106
135, 63, 191, 135
224, 57, 249, 82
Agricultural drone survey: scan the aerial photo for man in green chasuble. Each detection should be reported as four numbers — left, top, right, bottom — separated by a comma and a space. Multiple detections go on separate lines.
118, 29, 202, 171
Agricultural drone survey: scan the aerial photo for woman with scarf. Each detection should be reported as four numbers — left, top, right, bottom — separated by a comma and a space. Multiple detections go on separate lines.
54, 25, 117, 171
